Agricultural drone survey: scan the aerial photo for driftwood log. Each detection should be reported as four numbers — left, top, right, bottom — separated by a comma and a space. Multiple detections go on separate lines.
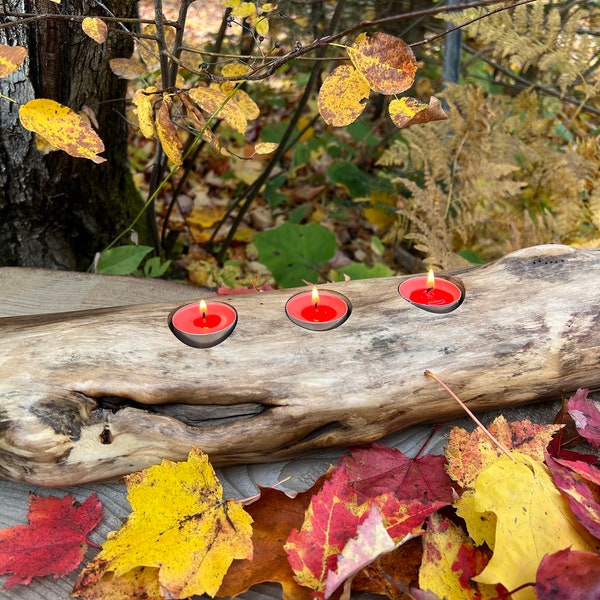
1, 244, 599, 487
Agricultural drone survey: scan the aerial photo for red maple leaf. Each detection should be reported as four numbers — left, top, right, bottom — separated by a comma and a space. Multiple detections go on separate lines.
545, 454, 600, 540
284, 463, 369, 599
535, 548, 600, 599
344, 444, 454, 504
567, 388, 600, 448
0, 493, 102, 589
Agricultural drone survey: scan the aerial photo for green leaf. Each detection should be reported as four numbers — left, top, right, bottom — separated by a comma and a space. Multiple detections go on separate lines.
143, 256, 172, 278
255, 222, 336, 287
326, 162, 393, 198
337, 262, 394, 280
458, 249, 485, 264
265, 174, 289, 210
97, 246, 153, 275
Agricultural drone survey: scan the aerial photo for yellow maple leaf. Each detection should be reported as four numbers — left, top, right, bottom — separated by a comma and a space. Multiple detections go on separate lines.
461, 452, 598, 600
80, 447, 253, 598
19, 98, 106, 163
318, 64, 370, 127
82, 17, 108, 44
0, 44, 27, 79
347, 32, 417, 95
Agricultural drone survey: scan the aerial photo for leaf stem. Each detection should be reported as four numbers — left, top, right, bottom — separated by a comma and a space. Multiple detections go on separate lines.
424, 370, 515, 460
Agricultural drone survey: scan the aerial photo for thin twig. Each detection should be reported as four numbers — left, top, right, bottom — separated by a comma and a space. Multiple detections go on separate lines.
424, 370, 515, 460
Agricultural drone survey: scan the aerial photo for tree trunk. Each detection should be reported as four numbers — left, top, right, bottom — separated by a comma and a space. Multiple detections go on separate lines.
0, 244, 599, 487
0, 0, 144, 270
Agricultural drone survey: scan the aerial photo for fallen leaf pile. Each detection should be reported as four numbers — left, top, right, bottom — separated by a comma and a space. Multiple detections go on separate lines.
1, 389, 599, 599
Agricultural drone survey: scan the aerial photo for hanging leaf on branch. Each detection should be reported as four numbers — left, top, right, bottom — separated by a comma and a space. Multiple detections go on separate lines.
347, 32, 417, 95
82, 17, 108, 44
18, 99, 106, 163
317, 32, 446, 130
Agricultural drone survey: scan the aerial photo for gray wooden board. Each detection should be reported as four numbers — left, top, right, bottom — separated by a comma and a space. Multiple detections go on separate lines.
0, 268, 588, 599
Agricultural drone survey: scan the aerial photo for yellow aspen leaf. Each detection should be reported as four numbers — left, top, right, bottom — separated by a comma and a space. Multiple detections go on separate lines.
78, 448, 253, 599
19, 98, 106, 163
132, 86, 159, 138
254, 142, 278, 154
232, 1, 256, 18
466, 453, 598, 600
420, 513, 502, 600
255, 16, 269, 36
221, 63, 251, 78
82, 17, 108, 44
0, 45, 27, 78
109, 58, 146, 80
231, 88, 260, 120
222, 0, 240, 7
318, 64, 370, 127
262, 3, 277, 12
188, 85, 247, 134
389, 96, 448, 129
347, 32, 417, 95
155, 96, 183, 166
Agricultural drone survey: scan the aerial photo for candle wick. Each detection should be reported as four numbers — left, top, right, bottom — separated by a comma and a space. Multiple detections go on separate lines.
426, 287, 434, 293
202, 311, 206, 319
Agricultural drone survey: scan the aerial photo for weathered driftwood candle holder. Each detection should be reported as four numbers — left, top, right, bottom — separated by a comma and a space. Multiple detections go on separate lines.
0, 244, 599, 487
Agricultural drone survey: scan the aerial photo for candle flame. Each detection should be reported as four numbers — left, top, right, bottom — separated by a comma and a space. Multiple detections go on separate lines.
426, 269, 435, 290
199, 299, 208, 318
311, 286, 320, 307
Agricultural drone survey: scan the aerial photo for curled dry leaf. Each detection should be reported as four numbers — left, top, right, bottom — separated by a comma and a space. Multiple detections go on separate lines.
0, 44, 27, 78
389, 96, 448, 129
82, 17, 108, 44
347, 32, 417, 95
318, 64, 370, 127
155, 95, 183, 166
19, 98, 106, 163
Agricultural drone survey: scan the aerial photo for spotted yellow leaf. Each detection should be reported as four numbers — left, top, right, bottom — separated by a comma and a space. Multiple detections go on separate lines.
82, 17, 108, 44
0, 45, 27, 79
155, 96, 183, 166
188, 86, 248, 133
180, 92, 221, 154
231, 88, 259, 120
254, 142, 278, 154
348, 32, 417, 95
109, 58, 146, 80
76, 448, 253, 598
137, 24, 175, 72
318, 64, 370, 127
132, 86, 159, 138
389, 96, 448, 129
19, 99, 106, 163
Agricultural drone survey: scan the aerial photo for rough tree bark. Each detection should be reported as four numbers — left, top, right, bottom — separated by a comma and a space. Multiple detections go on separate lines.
0, 0, 144, 269
0, 244, 599, 487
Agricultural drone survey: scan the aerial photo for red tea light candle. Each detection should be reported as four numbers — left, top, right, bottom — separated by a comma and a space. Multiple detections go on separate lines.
285, 287, 351, 331
169, 300, 237, 348
398, 270, 463, 314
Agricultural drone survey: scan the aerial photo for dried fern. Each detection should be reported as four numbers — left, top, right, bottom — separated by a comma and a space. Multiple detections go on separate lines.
378, 84, 599, 268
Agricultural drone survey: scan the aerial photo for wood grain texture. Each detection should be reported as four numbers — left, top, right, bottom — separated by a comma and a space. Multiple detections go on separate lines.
1, 244, 599, 486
